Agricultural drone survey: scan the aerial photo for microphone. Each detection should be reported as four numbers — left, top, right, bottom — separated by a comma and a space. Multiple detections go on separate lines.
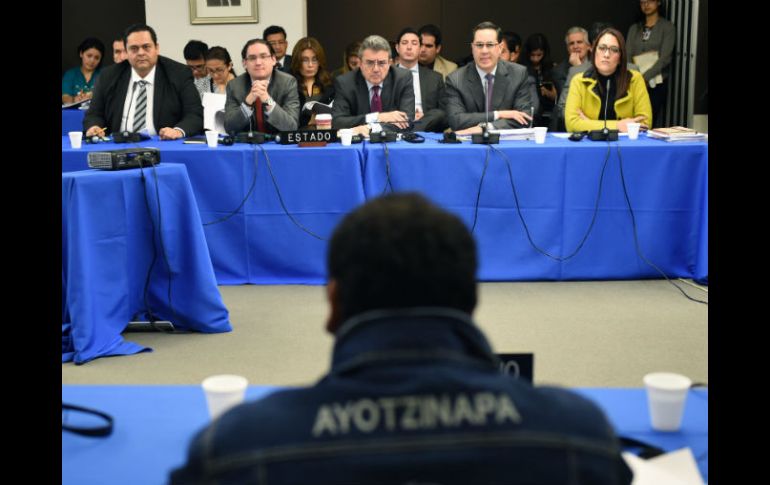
472, 74, 499, 144
588, 77, 619, 141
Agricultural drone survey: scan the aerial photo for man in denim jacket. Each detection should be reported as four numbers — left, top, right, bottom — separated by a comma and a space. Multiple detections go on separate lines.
171, 193, 633, 485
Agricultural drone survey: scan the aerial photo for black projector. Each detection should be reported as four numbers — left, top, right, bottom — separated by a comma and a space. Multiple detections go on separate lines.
87, 148, 161, 170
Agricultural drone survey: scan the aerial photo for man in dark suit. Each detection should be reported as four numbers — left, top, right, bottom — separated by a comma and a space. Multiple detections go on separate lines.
442, 21, 534, 134
332, 35, 414, 134
263, 25, 292, 73
224, 39, 299, 134
84, 24, 202, 140
395, 27, 446, 132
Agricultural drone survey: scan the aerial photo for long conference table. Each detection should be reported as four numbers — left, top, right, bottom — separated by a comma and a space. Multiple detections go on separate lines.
61, 385, 708, 484
61, 133, 707, 284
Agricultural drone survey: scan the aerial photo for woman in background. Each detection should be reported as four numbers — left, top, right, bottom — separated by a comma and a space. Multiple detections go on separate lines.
62, 37, 105, 104
205, 46, 236, 94
565, 28, 651, 133
290, 37, 335, 128
331, 41, 361, 79
522, 33, 556, 127
626, 0, 675, 127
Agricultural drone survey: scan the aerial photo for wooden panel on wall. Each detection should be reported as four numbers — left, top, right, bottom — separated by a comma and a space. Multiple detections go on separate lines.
62, 0, 145, 76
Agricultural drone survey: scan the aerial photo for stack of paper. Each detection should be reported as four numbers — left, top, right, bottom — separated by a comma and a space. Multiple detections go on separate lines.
489, 128, 536, 140
647, 126, 707, 142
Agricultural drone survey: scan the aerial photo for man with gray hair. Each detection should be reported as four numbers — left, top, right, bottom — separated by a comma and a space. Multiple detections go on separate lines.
332, 35, 415, 135
552, 27, 590, 95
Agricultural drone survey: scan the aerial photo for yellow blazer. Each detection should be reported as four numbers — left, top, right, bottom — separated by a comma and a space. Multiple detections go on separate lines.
565, 69, 652, 132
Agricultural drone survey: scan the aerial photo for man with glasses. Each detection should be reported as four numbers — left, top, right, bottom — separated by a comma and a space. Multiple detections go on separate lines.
442, 21, 533, 133
84, 23, 203, 140
332, 35, 414, 135
223, 38, 299, 134
263, 25, 292, 73
395, 27, 446, 132
183, 40, 211, 99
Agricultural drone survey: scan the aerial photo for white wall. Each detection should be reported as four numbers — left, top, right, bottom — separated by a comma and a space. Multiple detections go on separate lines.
145, 0, 306, 75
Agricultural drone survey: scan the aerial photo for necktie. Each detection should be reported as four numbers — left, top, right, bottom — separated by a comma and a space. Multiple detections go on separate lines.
254, 97, 265, 132
485, 73, 494, 114
370, 85, 382, 113
132, 80, 148, 132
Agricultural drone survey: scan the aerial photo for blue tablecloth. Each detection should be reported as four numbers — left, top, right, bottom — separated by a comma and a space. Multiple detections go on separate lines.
62, 385, 708, 484
363, 133, 708, 281
62, 164, 231, 364
62, 109, 86, 135
61, 134, 707, 283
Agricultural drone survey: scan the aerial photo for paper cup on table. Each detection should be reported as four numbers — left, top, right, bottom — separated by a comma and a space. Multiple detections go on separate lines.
202, 374, 248, 420
205, 130, 219, 148
643, 372, 691, 431
339, 128, 353, 146
316, 114, 332, 130
69, 131, 83, 149
534, 127, 547, 144
627, 122, 641, 140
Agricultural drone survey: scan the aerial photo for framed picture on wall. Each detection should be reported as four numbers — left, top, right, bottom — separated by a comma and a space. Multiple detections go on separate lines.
189, 0, 258, 24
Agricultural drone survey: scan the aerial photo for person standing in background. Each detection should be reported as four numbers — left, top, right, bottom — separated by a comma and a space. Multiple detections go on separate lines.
626, 0, 675, 128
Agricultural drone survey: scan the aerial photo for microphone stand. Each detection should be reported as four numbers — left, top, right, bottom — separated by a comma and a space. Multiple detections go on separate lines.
473, 74, 500, 144
589, 78, 619, 141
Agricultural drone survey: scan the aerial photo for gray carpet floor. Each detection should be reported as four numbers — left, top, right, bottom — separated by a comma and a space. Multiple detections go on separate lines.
62, 280, 707, 388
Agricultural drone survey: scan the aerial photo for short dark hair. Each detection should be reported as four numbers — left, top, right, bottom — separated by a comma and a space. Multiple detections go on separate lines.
263, 25, 287, 39
328, 193, 478, 322
418, 24, 443, 46
184, 40, 209, 60
472, 21, 502, 43
123, 23, 157, 46
396, 27, 420, 45
240, 38, 275, 60
501, 31, 522, 53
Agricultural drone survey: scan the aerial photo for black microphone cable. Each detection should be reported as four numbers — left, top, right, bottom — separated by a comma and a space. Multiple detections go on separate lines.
488, 144, 611, 261
380, 140, 394, 195
257, 144, 327, 240
202, 145, 260, 226
470, 145, 491, 233
614, 145, 707, 305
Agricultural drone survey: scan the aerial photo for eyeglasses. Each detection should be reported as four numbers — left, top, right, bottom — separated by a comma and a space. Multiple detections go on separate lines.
188, 64, 206, 72
207, 66, 228, 75
362, 59, 389, 69
471, 42, 499, 50
246, 54, 273, 62
596, 45, 620, 55
301, 58, 319, 65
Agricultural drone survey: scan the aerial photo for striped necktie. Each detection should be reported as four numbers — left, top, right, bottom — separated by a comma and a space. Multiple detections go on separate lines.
132, 80, 148, 132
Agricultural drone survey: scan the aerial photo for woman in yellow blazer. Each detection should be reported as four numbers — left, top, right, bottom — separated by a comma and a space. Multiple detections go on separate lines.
565, 28, 652, 133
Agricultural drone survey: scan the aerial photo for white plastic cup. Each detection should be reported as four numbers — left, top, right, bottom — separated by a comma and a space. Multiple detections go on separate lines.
627, 122, 641, 140
202, 374, 248, 420
205, 130, 219, 148
534, 127, 547, 144
339, 128, 353, 146
643, 372, 691, 431
316, 114, 332, 130
69, 131, 83, 149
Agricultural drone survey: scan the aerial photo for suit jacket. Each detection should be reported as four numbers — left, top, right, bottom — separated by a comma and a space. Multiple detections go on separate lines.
331, 68, 415, 130
83, 56, 203, 136
410, 65, 446, 132
431, 55, 458, 80
442, 60, 533, 130
224, 70, 300, 134
276, 54, 292, 74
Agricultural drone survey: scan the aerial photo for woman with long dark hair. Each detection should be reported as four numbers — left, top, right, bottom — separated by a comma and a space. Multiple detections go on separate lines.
564, 28, 652, 133
626, 0, 675, 127
290, 37, 335, 128
522, 33, 556, 127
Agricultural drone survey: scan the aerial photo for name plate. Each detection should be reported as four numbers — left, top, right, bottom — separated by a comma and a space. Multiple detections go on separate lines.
277, 129, 338, 145
496, 353, 534, 382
